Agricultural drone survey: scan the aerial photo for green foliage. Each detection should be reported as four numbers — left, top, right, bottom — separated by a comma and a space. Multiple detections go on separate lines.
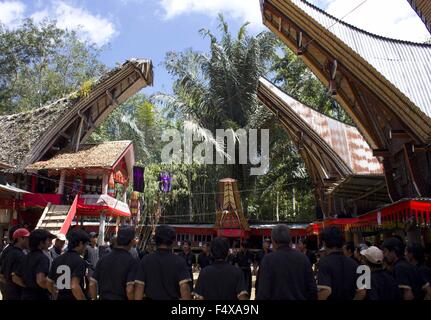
0, 19, 106, 114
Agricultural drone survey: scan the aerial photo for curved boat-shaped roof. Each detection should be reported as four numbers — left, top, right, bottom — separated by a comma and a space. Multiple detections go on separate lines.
261, 0, 431, 146
409, 0, 431, 33
290, 0, 431, 119
258, 77, 382, 177
0, 59, 153, 170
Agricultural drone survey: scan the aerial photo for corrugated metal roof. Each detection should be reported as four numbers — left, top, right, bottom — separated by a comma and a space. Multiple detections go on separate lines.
285, 0, 431, 121
408, 0, 431, 33
260, 78, 383, 175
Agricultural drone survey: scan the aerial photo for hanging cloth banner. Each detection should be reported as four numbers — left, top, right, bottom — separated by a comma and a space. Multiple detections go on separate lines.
159, 172, 172, 193
133, 166, 145, 193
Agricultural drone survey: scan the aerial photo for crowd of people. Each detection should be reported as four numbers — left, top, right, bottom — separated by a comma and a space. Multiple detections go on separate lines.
0, 223, 431, 300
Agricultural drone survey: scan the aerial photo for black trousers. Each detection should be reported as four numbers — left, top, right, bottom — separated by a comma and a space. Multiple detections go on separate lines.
241, 268, 252, 295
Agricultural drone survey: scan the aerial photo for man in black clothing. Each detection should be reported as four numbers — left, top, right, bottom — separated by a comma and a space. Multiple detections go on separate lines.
134, 225, 192, 300
357, 246, 401, 300
233, 241, 253, 295
382, 237, 428, 300
90, 226, 138, 300
343, 241, 360, 264
254, 238, 272, 292
13, 229, 57, 300
0, 225, 22, 298
197, 242, 213, 270
46, 229, 89, 300
317, 227, 364, 300
194, 237, 248, 300
298, 238, 317, 266
256, 225, 317, 300
405, 243, 431, 300
178, 240, 194, 291
0, 228, 29, 300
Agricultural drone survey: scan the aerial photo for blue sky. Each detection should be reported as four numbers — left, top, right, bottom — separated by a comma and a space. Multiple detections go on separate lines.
0, 0, 429, 95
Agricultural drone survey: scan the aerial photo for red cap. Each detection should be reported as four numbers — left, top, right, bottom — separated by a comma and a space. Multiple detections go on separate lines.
13, 228, 30, 239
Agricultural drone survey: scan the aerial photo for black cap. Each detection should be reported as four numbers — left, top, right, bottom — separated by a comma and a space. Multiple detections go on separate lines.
117, 226, 135, 246
29, 229, 57, 251
34, 229, 57, 239
67, 229, 90, 249
382, 237, 405, 256
211, 237, 229, 260
155, 225, 176, 246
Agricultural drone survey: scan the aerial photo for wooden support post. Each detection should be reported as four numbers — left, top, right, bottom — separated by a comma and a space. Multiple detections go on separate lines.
58, 171, 66, 195
98, 173, 109, 246
75, 117, 84, 152
98, 211, 106, 247
31, 176, 37, 193
115, 216, 121, 235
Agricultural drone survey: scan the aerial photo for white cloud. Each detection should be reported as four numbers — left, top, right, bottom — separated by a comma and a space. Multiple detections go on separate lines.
310, 0, 429, 42
31, 1, 118, 46
158, 0, 264, 30
0, 0, 25, 28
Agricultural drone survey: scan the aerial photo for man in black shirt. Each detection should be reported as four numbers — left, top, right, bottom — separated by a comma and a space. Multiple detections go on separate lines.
382, 237, 427, 300
254, 238, 272, 292
90, 226, 138, 300
47, 229, 89, 300
0, 228, 29, 300
256, 225, 317, 300
197, 242, 213, 270
178, 240, 194, 291
317, 227, 364, 300
405, 243, 431, 300
357, 246, 401, 300
298, 238, 317, 266
13, 229, 57, 300
233, 241, 253, 295
134, 225, 192, 300
0, 225, 21, 298
194, 237, 248, 300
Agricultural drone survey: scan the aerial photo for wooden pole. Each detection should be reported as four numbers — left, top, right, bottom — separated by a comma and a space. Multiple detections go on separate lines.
58, 171, 66, 195
98, 173, 109, 246
276, 191, 280, 222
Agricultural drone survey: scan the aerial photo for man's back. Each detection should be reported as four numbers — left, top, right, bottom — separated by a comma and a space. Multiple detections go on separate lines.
256, 246, 317, 300
367, 269, 401, 300
135, 249, 191, 300
17, 250, 51, 300
392, 258, 426, 300
48, 250, 86, 300
317, 251, 359, 300
194, 261, 247, 300
92, 248, 138, 300
1, 246, 25, 300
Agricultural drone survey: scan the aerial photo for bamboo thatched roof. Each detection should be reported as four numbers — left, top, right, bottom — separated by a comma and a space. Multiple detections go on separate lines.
0, 59, 153, 171
26, 141, 132, 171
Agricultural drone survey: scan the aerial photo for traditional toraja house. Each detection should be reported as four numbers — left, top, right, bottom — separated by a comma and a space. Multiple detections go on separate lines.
259, 0, 431, 245
409, 0, 431, 33
0, 59, 153, 241
215, 178, 250, 238
24, 141, 135, 242
260, 0, 431, 202
258, 78, 389, 219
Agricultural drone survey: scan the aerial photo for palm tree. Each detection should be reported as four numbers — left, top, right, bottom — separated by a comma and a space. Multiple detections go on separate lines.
154, 15, 278, 217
